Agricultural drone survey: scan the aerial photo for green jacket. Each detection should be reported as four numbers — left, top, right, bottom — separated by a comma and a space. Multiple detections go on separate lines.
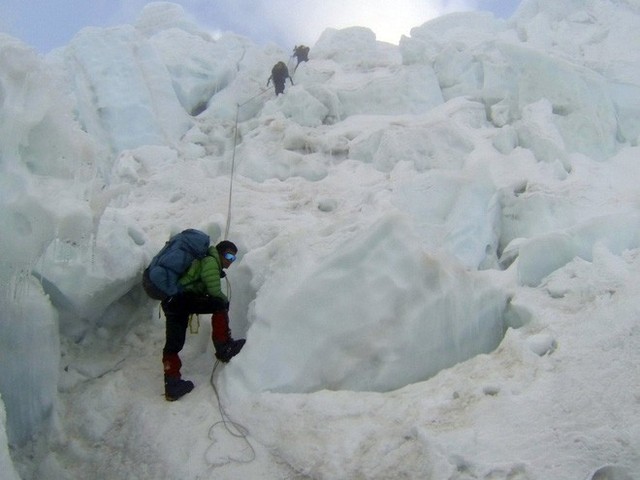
178, 246, 228, 302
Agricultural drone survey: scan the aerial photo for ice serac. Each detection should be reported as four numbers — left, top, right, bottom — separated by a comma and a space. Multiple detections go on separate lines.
229, 215, 507, 393
137, 2, 241, 116
311, 26, 444, 118
0, 35, 87, 448
62, 25, 192, 154
402, 10, 620, 161
517, 213, 640, 286
0, 396, 21, 480
0, 282, 59, 447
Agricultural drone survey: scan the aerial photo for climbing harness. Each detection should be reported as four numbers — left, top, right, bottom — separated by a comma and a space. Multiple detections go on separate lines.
188, 313, 199, 334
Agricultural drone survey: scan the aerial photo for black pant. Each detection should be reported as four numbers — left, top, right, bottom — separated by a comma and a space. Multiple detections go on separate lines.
162, 293, 227, 355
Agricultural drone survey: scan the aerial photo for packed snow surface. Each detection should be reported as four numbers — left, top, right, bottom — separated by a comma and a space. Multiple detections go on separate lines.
1, 1, 640, 479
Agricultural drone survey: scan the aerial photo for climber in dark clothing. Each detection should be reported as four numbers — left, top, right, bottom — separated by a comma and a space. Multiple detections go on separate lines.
292, 45, 310, 70
267, 61, 294, 95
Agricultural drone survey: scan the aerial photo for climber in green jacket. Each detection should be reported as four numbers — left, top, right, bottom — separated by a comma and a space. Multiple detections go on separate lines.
179, 244, 229, 299
161, 240, 245, 401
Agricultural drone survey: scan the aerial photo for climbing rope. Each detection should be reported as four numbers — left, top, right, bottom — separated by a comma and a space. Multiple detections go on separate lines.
211, 102, 259, 459
223, 104, 239, 241
203, 256, 253, 468
207, 84, 280, 466
223, 87, 271, 240
205, 360, 256, 466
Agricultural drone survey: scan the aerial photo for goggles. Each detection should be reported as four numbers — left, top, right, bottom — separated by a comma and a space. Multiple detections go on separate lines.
224, 252, 236, 263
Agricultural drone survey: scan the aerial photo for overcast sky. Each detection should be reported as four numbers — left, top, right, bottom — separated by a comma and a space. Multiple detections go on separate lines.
0, 0, 522, 53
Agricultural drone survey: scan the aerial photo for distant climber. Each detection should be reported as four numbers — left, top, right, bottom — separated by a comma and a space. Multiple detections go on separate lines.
292, 45, 310, 70
267, 61, 294, 95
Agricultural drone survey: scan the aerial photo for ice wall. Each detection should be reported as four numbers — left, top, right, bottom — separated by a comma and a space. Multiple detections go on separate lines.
223, 215, 507, 394
0, 35, 91, 447
0, 396, 20, 480
401, 11, 626, 161
59, 25, 192, 155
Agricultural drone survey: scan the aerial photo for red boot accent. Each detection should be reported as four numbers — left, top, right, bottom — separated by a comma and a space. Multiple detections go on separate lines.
162, 353, 182, 379
211, 311, 231, 345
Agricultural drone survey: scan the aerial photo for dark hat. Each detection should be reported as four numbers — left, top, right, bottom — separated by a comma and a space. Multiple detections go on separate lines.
216, 240, 238, 254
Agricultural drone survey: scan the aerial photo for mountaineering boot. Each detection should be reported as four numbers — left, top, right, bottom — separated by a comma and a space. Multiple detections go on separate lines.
164, 375, 194, 401
162, 352, 193, 401
210, 310, 245, 362
214, 338, 246, 363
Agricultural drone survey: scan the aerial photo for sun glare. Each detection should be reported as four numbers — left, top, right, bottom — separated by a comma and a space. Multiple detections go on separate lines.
291, 0, 449, 45
353, 3, 443, 44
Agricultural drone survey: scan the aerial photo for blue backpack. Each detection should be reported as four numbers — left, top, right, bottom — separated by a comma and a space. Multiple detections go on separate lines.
142, 229, 210, 300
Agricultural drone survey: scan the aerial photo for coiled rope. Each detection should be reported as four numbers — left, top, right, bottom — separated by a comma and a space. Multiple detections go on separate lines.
204, 360, 256, 466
